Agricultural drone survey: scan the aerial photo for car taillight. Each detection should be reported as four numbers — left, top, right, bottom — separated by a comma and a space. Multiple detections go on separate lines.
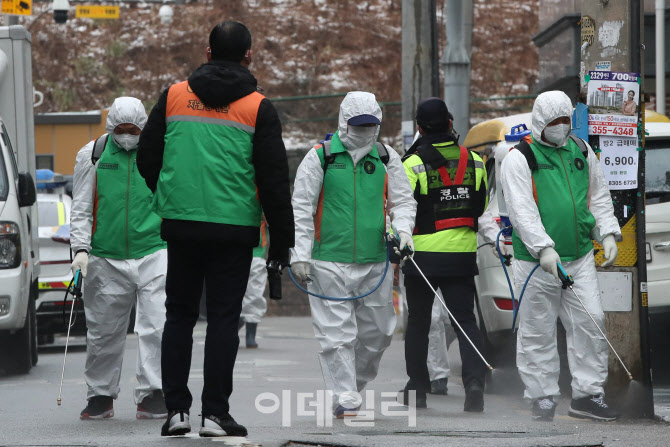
493, 297, 518, 311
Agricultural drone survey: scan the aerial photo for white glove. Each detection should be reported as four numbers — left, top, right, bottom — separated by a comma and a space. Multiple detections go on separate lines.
291, 261, 312, 282
395, 231, 414, 260
71, 251, 89, 278
492, 240, 508, 258
601, 234, 618, 267
539, 246, 560, 280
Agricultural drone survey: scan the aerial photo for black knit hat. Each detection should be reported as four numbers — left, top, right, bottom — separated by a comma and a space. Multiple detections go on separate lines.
416, 97, 450, 133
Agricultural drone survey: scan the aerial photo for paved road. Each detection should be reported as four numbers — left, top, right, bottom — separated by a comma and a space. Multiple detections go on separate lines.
1, 317, 668, 446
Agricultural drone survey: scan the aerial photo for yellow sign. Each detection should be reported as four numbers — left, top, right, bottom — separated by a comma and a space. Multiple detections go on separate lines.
1, 0, 32, 16
75, 5, 119, 20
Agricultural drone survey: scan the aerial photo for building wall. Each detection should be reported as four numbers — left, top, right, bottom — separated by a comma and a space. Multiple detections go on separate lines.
34, 110, 109, 175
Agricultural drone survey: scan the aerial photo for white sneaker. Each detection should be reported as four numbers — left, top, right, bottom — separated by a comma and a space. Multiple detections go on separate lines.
199, 414, 248, 437
161, 410, 190, 436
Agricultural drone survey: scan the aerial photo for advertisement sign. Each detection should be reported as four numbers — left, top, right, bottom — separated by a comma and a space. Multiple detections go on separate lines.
587, 71, 640, 137
599, 135, 638, 190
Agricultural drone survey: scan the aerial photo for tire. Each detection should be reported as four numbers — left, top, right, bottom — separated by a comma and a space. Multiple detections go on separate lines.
30, 281, 38, 366
2, 296, 35, 375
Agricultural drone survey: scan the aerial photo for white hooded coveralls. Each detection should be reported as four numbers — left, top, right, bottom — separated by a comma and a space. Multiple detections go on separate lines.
70, 97, 167, 403
291, 92, 417, 409
241, 257, 268, 324
500, 91, 621, 400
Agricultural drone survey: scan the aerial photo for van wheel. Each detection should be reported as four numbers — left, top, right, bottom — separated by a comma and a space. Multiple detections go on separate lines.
1, 297, 35, 375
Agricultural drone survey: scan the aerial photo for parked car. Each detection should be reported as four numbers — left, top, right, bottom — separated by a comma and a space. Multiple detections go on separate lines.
463, 110, 670, 382
35, 185, 85, 345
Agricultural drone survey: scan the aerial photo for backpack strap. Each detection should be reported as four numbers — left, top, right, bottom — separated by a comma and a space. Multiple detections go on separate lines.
320, 140, 337, 177
91, 134, 109, 165
514, 139, 538, 171
569, 134, 589, 158
375, 142, 390, 165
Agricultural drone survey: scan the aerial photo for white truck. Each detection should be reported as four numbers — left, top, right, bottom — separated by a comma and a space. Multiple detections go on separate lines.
0, 25, 40, 374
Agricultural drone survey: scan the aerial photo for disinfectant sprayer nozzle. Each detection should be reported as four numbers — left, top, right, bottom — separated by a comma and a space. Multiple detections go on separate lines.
57, 398, 61, 406
628, 373, 633, 380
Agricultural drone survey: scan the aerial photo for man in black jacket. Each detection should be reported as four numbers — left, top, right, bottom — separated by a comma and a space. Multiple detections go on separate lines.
137, 21, 294, 438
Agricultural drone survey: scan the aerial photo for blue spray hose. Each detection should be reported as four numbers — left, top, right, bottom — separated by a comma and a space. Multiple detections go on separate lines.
287, 240, 392, 301
495, 228, 540, 331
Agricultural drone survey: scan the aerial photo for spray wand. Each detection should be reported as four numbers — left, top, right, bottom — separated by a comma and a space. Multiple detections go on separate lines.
57, 269, 82, 406
556, 263, 633, 381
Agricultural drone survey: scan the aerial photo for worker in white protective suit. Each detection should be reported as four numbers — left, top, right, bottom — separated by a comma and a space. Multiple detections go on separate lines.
239, 218, 269, 348
70, 97, 168, 421
291, 91, 417, 418
500, 90, 621, 422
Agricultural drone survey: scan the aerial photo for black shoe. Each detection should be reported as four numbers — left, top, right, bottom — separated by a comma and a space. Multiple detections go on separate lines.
532, 396, 556, 421
80, 396, 114, 420
246, 323, 258, 348
161, 410, 190, 436
397, 388, 427, 408
199, 414, 248, 437
429, 378, 448, 395
568, 394, 619, 421
464, 382, 484, 412
137, 390, 168, 419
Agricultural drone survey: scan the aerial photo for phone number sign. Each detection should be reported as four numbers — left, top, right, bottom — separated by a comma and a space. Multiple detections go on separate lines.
587, 71, 640, 137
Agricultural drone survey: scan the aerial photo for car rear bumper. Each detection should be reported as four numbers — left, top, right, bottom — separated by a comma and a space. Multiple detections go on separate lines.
36, 288, 86, 336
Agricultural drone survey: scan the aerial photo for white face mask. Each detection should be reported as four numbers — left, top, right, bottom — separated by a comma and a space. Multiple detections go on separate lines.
113, 133, 140, 150
343, 125, 378, 150
543, 123, 571, 147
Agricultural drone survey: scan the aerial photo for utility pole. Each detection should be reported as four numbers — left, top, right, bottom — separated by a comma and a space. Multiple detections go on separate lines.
442, 0, 473, 137
657, 0, 666, 115
401, 0, 439, 151
580, 0, 653, 418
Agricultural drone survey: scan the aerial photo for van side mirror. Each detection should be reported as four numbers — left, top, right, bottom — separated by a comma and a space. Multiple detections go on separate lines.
18, 172, 36, 207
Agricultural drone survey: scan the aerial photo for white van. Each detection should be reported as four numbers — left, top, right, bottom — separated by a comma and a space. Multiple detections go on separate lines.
0, 26, 40, 374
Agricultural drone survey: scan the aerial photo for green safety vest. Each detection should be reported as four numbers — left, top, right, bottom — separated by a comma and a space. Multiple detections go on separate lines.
90, 138, 166, 259
312, 132, 388, 264
152, 82, 263, 227
403, 141, 487, 253
512, 136, 596, 262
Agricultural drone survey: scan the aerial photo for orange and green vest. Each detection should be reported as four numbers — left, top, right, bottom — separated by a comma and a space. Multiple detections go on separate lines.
90, 137, 165, 259
152, 81, 264, 227
512, 135, 596, 262
312, 132, 388, 264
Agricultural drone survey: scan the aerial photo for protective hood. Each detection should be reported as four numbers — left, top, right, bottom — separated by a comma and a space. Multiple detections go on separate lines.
338, 92, 382, 163
105, 97, 147, 134
531, 91, 573, 147
188, 60, 258, 108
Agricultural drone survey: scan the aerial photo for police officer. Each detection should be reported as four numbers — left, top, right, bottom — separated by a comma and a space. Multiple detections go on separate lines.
400, 98, 488, 411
